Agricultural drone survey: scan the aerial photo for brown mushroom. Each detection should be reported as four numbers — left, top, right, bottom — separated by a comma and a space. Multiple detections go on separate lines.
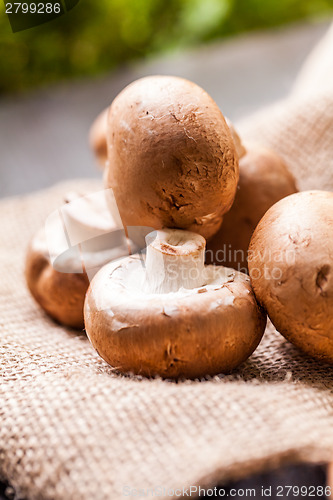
26, 191, 134, 328
206, 146, 298, 272
104, 75, 239, 241
84, 228, 266, 378
248, 190, 333, 364
89, 108, 109, 168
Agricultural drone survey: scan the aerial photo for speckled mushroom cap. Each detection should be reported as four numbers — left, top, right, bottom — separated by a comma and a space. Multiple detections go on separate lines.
105, 76, 239, 240
248, 190, 333, 364
206, 146, 298, 271
84, 255, 266, 379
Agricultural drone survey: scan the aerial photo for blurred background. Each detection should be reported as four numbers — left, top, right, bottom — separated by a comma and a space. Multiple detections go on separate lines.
1, 0, 333, 93
0, 0, 333, 196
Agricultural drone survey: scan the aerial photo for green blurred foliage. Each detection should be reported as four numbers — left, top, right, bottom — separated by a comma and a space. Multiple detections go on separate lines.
0, 0, 333, 93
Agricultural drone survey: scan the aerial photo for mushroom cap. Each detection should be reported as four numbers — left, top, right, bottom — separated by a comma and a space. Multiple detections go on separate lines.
206, 146, 298, 271
186, 210, 225, 241
26, 233, 89, 329
248, 190, 333, 364
105, 75, 239, 239
84, 256, 266, 378
89, 108, 109, 168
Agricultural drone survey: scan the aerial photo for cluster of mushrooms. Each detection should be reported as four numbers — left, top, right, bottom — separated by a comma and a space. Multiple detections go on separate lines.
26, 75, 333, 378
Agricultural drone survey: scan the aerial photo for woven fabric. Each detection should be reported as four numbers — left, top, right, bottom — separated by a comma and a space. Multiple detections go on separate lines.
1, 25, 333, 500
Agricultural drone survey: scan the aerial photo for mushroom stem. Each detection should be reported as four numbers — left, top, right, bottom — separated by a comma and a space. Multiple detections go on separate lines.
144, 229, 206, 293
61, 190, 118, 247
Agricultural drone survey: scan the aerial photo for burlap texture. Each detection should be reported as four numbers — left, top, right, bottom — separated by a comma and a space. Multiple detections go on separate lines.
1, 24, 333, 500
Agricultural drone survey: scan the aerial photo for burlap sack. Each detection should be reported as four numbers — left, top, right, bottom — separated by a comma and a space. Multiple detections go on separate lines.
1, 24, 333, 500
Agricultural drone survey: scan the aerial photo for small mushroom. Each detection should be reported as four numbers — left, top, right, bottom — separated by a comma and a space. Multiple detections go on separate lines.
248, 190, 333, 364
206, 146, 298, 272
104, 75, 239, 241
89, 108, 109, 168
26, 191, 134, 328
84, 228, 266, 378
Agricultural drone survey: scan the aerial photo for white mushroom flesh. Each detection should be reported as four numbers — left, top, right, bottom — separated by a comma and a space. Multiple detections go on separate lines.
89, 228, 243, 313
144, 229, 206, 293
39, 190, 137, 277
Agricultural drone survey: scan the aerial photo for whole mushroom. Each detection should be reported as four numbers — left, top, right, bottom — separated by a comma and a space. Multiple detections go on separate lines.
206, 146, 298, 272
104, 76, 239, 240
248, 190, 333, 364
26, 191, 134, 328
84, 228, 266, 378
